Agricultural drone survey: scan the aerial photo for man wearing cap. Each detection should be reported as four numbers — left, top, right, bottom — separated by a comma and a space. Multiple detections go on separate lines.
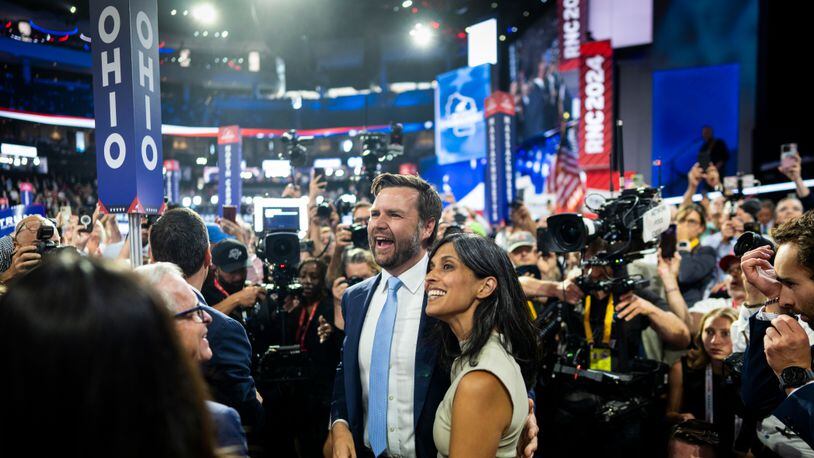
202, 239, 267, 317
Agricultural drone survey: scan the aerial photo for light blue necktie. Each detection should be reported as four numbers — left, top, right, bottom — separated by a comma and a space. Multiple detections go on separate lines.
368, 276, 403, 457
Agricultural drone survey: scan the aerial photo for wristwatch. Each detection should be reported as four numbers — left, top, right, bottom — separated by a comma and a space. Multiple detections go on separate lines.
778, 366, 814, 390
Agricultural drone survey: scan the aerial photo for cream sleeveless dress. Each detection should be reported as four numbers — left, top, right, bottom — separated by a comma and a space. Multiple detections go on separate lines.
433, 333, 528, 457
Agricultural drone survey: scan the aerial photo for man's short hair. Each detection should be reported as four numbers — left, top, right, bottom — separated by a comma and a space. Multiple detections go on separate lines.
353, 201, 372, 213
773, 210, 814, 275
134, 262, 186, 312
371, 173, 442, 248
149, 208, 209, 278
343, 248, 380, 275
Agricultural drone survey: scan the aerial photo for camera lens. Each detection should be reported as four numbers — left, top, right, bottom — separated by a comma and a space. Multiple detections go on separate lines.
273, 239, 294, 256
546, 214, 589, 252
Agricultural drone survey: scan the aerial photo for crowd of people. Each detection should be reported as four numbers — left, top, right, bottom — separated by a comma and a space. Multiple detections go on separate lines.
0, 148, 813, 458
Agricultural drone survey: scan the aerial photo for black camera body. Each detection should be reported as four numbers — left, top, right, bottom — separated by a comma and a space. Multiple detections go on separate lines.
35, 226, 58, 255
350, 223, 369, 249
734, 231, 774, 260
546, 187, 662, 263
255, 231, 304, 307
280, 129, 312, 167
346, 276, 365, 287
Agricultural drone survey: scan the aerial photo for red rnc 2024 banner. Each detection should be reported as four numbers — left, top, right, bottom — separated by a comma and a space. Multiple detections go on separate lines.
578, 40, 613, 183
558, 0, 589, 72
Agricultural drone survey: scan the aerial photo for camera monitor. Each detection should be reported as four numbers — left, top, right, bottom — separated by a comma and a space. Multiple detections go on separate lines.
253, 197, 309, 234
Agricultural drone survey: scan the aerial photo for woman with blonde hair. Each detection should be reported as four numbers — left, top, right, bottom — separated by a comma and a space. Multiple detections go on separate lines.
667, 307, 754, 457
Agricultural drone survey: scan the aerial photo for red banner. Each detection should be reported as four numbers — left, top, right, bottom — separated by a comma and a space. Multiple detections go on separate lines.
578, 40, 613, 178
217, 125, 240, 145
558, 0, 589, 71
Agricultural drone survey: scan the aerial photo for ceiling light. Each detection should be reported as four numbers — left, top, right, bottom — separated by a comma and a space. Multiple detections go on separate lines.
191, 4, 217, 25
410, 23, 433, 47
170, 9, 177, 15
201, 30, 208, 37
402, 0, 413, 7
182, 10, 189, 16
221, 30, 228, 38
69, 6, 76, 14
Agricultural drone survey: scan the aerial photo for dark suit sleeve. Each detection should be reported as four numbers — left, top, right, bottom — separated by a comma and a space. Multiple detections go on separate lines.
773, 383, 814, 449
678, 246, 717, 285
741, 314, 787, 418
210, 402, 249, 457
207, 316, 264, 429
330, 289, 351, 425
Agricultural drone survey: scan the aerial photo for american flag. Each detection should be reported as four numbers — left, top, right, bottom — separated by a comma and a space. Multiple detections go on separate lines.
547, 140, 585, 213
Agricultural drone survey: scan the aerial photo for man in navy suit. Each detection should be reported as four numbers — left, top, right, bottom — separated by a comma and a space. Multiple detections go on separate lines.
135, 262, 248, 456
741, 211, 814, 449
150, 208, 264, 440
330, 174, 538, 458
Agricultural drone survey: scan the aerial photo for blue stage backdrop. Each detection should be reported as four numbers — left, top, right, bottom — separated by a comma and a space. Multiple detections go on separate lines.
652, 64, 740, 197
434, 64, 491, 165
90, 0, 164, 214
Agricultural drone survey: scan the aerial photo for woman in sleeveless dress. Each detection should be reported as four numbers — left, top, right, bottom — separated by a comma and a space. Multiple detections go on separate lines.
425, 233, 540, 457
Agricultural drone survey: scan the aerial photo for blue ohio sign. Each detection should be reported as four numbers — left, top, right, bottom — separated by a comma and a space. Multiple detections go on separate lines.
90, 0, 164, 215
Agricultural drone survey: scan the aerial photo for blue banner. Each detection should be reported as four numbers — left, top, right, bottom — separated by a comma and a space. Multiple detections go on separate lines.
163, 159, 180, 204
0, 204, 47, 237
434, 64, 491, 165
90, 0, 164, 214
217, 125, 242, 215
483, 92, 517, 226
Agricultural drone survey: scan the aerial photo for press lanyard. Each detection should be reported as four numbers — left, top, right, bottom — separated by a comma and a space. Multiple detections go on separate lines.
296, 303, 319, 349
583, 294, 614, 345
212, 277, 229, 298
705, 364, 714, 423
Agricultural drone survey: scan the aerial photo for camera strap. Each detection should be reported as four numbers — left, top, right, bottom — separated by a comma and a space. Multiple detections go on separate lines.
583, 294, 614, 346
705, 364, 714, 423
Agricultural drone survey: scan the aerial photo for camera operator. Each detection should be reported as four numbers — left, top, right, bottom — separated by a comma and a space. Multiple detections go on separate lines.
775, 196, 805, 228
331, 248, 380, 331
0, 215, 61, 285
741, 211, 814, 450
265, 258, 340, 458
201, 239, 267, 318
351, 201, 371, 225
681, 161, 721, 211
577, 253, 692, 364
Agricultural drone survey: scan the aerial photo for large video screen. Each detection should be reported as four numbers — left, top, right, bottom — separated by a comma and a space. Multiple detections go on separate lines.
509, 13, 577, 143
434, 64, 491, 165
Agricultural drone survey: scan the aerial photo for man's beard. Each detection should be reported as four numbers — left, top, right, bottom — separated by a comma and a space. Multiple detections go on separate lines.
218, 276, 245, 295
372, 229, 421, 270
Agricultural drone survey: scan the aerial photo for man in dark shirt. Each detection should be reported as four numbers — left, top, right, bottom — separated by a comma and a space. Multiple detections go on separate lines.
700, 125, 730, 173
202, 239, 266, 320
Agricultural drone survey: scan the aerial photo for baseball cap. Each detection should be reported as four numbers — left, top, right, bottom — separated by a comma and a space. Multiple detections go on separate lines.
507, 231, 535, 253
212, 239, 250, 273
718, 254, 740, 273
206, 223, 234, 245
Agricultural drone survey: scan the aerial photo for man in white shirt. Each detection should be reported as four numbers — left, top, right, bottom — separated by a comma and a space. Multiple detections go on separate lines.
330, 174, 538, 458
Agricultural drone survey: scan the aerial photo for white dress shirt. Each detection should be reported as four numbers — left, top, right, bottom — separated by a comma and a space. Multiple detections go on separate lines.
358, 254, 428, 457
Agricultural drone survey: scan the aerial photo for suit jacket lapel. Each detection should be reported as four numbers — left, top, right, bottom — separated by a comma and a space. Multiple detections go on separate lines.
413, 293, 438, 429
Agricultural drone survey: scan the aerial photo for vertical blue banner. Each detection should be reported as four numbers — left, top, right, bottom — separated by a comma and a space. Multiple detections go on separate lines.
163, 159, 180, 204
19, 182, 34, 206
90, 0, 164, 214
484, 92, 517, 226
217, 126, 242, 215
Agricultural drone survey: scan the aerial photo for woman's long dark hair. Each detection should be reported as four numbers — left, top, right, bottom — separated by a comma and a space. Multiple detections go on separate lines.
429, 233, 541, 388
0, 251, 217, 457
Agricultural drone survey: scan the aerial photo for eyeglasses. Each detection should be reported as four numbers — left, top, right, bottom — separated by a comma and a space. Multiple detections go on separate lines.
174, 304, 209, 323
